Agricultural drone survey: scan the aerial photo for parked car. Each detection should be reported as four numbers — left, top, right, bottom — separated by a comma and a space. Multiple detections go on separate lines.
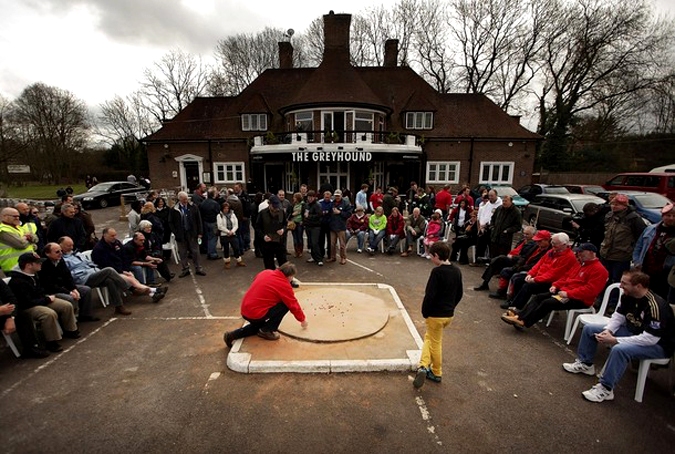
563, 184, 605, 195
73, 181, 144, 209
603, 172, 675, 200
517, 184, 570, 202
595, 190, 673, 224
523, 194, 606, 235
470, 184, 530, 211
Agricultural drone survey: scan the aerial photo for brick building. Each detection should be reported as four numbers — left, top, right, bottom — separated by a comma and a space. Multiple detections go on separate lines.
144, 11, 540, 197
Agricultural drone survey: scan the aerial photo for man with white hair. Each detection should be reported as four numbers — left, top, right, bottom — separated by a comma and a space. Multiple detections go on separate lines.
168, 191, 205, 277
509, 232, 579, 310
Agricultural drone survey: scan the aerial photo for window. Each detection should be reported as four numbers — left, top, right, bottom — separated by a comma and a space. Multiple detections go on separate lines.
295, 112, 313, 132
355, 111, 373, 132
426, 161, 460, 184
214, 162, 245, 184
479, 162, 514, 185
405, 112, 433, 130
241, 114, 267, 131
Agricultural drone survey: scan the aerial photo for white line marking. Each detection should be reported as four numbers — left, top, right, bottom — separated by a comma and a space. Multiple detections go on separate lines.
190, 271, 213, 318
414, 395, 442, 446
1, 318, 116, 399
346, 259, 384, 277
123, 316, 240, 320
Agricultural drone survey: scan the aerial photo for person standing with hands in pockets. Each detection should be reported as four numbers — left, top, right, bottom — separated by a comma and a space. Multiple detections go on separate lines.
413, 242, 463, 389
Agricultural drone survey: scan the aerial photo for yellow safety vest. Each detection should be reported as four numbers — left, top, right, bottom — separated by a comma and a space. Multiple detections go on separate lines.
0, 223, 35, 273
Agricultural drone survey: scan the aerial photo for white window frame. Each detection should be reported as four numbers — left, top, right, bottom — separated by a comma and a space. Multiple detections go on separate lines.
241, 114, 267, 131
479, 161, 514, 185
213, 161, 246, 184
405, 112, 433, 130
426, 161, 460, 184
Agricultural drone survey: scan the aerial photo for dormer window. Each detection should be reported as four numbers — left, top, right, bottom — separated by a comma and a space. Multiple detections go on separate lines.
242, 114, 268, 131
405, 112, 433, 130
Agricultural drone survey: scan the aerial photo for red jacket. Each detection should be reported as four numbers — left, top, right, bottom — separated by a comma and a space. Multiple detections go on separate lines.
347, 213, 369, 232
241, 269, 306, 322
552, 258, 608, 306
434, 189, 452, 211
386, 213, 405, 236
528, 247, 579, 284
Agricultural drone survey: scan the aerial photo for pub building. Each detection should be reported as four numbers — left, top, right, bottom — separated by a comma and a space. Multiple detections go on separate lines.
144, 11, 540, 199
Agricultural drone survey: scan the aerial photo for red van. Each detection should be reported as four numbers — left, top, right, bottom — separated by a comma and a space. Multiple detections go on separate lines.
603, 172, 675, 200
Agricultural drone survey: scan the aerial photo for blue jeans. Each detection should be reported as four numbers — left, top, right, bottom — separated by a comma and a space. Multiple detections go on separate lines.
345, 230, 366, 250
129, 265, 154, 284
238, 219, 251, 251
368, 230, 385, 250
577, 323, 667, 390
386, 234, 400, 252
204, 221, 218, 258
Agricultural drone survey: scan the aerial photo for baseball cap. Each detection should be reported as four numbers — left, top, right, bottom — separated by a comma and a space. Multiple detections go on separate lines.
532, 230, 551, 241
573, 242, 598, 253
334, 189, 342, 197
268, 195, 282, 209
18, 252, 45, 267
662, 203, 674, 215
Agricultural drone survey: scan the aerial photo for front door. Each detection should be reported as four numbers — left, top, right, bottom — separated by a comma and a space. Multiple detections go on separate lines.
264, 163, 284, 194
184, 162, 200, 191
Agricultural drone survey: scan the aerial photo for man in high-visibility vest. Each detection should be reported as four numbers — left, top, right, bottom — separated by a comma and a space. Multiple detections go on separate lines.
0, 207, 38, 275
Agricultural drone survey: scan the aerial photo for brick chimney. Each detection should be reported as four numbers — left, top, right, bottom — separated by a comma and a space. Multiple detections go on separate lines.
322, 11, 351, 66
279, 41, 293, 69
384, 39, 398, 67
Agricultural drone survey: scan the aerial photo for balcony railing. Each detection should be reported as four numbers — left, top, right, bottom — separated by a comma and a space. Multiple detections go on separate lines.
252, 130, 421, 147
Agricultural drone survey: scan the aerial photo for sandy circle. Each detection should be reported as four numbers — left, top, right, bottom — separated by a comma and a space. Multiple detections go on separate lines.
279, 287, 390, 342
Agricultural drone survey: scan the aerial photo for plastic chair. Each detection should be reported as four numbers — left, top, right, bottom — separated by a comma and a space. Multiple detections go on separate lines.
1, 277, 20, 357
566, 283, 622, 345
546, 305, 595, 342
78, 250, 109, 307
162, 233, 180, 264
634, 356, 672, 402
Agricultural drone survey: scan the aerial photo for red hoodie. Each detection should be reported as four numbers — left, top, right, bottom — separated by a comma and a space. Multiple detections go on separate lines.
552, 258, 608, 306
241, 269, 306, 322
528, 247, 579, 284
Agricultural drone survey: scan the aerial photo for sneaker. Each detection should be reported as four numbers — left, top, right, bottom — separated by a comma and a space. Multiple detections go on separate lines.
426, 369, 442, 383
562, 360, 596, 376
151, 291, 166, 303
223, 331, 235, 349
366, 247, 374, 254
257, 329, 280, 341
306, 257, 315, 263
291, 279, 300, 288
413, 367, 427, 389
582, 383, 614, 402
114, 305, 132, 316
357, 249, 362, 254
318, 261, 324, 266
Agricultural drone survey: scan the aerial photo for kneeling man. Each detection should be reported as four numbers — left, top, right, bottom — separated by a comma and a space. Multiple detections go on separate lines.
223, 262, 307, 347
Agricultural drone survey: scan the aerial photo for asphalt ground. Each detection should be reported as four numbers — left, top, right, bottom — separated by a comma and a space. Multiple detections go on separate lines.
0, 206, 674, 453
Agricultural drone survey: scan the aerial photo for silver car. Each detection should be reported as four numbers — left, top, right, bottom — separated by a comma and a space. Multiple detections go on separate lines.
523, 194, 606, 235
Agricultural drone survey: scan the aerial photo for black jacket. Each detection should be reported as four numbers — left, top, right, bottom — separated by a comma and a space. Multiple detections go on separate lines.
490, 205, 523, 247
7, 271, 51, 310
92, 239, 127, 273
47, 216, 87, 251
168, 202, 203, 241
38, 259, 77, 294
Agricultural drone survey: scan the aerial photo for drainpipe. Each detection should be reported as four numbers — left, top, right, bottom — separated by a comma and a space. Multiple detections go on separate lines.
468, 137, 475, 183
207, 139, 213, 183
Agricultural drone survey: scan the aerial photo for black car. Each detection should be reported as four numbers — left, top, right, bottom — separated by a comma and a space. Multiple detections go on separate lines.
73, 181, 145, 209
517, 184, 570, 202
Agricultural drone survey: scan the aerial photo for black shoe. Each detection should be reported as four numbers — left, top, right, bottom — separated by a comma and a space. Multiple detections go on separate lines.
23, 346, 50, 358
290, 279, 299, 289
207, 255, 220, 260
63, 330, 81, 339
151, 291, 166, 303
413, 367, 427, 389
169, 272, 176, 279
179, 268, 190, 278
195, 268, 207, 276
78, 315, 101, 323
474, 283, 489, 291
46, 341, 63, 352
223, 331, 235, 349
488, 291, 507, 300
500, 300, 512, 309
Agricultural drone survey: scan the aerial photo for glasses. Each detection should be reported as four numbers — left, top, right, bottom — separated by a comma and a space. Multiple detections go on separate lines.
53, 250, 62, 254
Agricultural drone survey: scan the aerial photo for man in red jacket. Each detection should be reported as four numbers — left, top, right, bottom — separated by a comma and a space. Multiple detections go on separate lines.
223, 262, 307, 347
501, 243, 608, 329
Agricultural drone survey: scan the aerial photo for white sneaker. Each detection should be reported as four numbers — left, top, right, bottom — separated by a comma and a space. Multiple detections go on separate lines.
357, 249, 362, 253
562, 360, 596, 376
306, 258, 315, 263
318, 261, 324, 266
582, 383, 614, 402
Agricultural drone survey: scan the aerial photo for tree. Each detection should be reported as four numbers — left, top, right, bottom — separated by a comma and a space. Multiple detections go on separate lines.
0, 94, 25, 184
11, 83, 88, 183
138, 48, 211, 123
412, 0, 454, 93
536, 0, 674, 170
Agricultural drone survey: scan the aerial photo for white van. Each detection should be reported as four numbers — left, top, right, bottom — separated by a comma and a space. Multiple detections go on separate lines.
650, 164, 675, 173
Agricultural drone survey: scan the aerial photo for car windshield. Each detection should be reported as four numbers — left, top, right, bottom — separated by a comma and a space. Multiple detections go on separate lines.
494, 186, 517, 197
633, 194, 672, 209
545, 187, 570, 194
570, 199, 597, 211
88, 183, 115, 192
584, 186, 604, 195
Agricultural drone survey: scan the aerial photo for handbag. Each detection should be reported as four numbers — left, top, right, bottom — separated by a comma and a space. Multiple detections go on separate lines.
287, 220, 296, 231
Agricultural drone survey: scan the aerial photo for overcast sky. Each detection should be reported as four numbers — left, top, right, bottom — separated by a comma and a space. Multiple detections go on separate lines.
1, 0, 673, 111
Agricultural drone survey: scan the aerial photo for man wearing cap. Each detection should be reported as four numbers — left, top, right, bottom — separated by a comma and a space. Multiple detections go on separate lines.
599, 193, 645, 296
632, 203, 675, 300
8, 252, 79, 353
256, 194, 288, 271
0, 207, 39, 275
501, 243, 608, 330
326, 189, 352, 264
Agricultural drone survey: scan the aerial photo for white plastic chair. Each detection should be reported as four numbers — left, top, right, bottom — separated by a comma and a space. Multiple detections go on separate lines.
162, 233, 180, 264
634, 356, 672, 402
566, 283, 622, 345
78, 250, 109, 308
546, 304, 595, 342
1, 277, 20, 358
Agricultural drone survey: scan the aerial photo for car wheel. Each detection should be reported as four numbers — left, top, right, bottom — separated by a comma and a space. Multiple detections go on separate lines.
528, 214, 538, 228
99, 199, 108, 208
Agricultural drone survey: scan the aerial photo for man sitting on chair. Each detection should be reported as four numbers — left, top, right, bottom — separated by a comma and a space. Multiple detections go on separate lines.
501, 243, 608, 330
562, 269, 675, 403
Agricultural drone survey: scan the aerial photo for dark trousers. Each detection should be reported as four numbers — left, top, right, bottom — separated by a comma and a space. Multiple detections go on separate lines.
481, 255, 516, 283
306, 227, 322, 263
512, 281, 551, 309
319, 224, 330, 258
238, 219, 251, 252
490, 242, 511, 260
232, 302, 290, 338
220, 235, 241, 259
518, 292, 587, 327
475, 231, 490, 260
177, 235, 201, 270
261, 241, 287, 270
